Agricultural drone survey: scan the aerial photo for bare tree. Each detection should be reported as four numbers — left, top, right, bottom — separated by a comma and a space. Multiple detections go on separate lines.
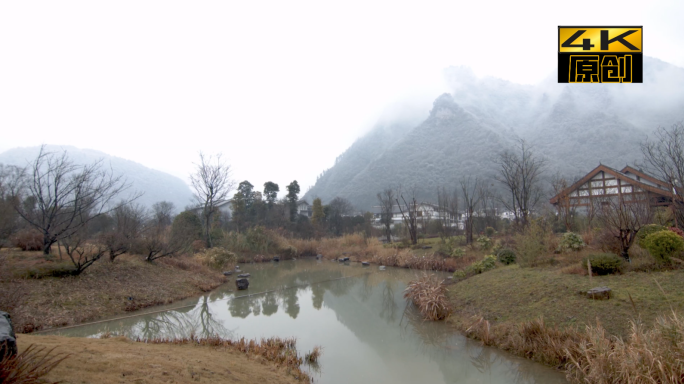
495, 139, 545, 228
101, 203, 147, 261
190, 153, 234, 248
60, 227, 108, 274
595, 194, 651, 261
14, 146, 138, 255
641, 122, 684, 227
550, 172, 580, 231
395, 187, 418, 245
138, 227, 181, 262
152, 201, 175, 228
461, 177, 481, 244
377, 188, 395, 243
328, 197, 353, 236
0, 165, 24, 247
478, 183, 495, 229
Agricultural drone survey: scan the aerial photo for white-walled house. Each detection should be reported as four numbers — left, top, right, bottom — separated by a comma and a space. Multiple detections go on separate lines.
549, 164, 673, 212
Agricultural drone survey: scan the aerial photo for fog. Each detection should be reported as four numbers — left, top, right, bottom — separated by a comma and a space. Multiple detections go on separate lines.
1, 0, 683, 196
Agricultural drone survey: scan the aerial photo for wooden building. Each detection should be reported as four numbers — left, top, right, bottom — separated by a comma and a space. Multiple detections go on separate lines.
549, 165, 673, 211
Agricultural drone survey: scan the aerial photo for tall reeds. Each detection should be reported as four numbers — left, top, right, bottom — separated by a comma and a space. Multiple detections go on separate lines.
566, 311, 684, 384
404, 274, 453, 321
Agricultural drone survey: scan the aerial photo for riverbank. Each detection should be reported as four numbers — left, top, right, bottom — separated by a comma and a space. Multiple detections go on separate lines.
1, 250, 227, 333
16, 334, 305, 383
442, 255, 684, 382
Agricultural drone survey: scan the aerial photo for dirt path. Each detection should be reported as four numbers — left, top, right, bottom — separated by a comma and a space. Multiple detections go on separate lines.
18, 334, 302, 384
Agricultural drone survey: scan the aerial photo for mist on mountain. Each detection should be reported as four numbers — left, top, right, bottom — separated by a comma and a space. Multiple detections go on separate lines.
304, 56, 684, 210
0, 145, 194, 212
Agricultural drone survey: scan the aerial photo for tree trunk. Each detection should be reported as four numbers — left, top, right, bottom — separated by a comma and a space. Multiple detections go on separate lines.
42, 234, 52, 255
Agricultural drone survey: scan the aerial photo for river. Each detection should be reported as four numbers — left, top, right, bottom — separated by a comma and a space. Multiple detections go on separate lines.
45, 259, 568, 383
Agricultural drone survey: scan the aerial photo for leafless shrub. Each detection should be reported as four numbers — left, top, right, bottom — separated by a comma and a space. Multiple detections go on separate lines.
0, 344, 68, 384
10, 230, 42, 252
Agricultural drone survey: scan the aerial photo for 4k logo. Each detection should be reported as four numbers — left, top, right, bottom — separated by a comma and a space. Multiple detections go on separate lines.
558, 26, 643, 83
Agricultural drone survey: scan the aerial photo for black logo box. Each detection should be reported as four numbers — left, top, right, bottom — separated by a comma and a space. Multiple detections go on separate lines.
558, 53, 643, 83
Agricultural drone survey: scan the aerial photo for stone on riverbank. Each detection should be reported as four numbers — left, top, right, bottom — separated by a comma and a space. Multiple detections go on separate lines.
236, 278, 249, 290
587, 286, 611, 300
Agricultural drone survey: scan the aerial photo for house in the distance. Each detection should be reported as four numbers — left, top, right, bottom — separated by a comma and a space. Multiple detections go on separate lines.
549, 164, 673, 211
370, 202, 463, 229
297, 200, 312, 218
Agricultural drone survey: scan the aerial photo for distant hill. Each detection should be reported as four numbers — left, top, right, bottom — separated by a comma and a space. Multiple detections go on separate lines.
0, 146, 194, 212
304, 57, 684, 210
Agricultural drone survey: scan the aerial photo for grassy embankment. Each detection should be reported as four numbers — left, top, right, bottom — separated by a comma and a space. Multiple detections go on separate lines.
439, 239, 684, 383
11, 334, 316, 383
1, 249, 227, 333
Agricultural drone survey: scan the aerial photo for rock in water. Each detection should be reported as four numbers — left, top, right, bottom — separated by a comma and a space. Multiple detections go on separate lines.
237, 273, 251, 278
223, 271, 233, 276
379, 266, 386, 271
0, 311, 17, 359
316, 254, 323, 259
362, 261, 370, 266
236, 278, 249, 290
587, 286, 611, 300
273, 256, 280, 262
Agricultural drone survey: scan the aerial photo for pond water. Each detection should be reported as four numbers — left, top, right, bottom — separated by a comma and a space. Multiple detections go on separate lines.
47, 259, 567, 383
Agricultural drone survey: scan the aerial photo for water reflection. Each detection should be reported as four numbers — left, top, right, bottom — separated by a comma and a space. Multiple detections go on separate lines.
49, 260, 567, 384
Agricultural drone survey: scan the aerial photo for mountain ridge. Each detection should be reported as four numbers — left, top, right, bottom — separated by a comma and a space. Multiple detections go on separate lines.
0, 145, 195, 212
304, 56, 684, 210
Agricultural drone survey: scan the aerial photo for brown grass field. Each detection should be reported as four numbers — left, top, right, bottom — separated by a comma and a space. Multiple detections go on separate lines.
1, 250, 227, 333
15, 334, 304, 384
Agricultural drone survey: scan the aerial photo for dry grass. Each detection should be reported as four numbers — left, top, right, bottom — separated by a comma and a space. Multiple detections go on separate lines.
0, 343, 68, 384
462, 312, 684, 383
567, 311, 684, 384
404, 274, 453, 321
18, 334, 304, 384
144, 335, 316, 381
304, 346, 322, 364
2, 253, 226, 333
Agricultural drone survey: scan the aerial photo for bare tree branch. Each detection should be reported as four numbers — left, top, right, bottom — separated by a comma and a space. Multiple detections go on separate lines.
14, 145, 140, 255
190, 152, 235, 248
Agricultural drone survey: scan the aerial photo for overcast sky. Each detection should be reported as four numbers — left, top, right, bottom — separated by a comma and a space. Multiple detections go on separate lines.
1, 0, 683, 196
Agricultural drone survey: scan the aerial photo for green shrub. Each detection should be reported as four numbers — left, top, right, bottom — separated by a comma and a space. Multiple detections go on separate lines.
280, 245, 298, 259
496, 248, 516, 265
437, 236, 464, 257
246, 226, 271, 253
485, 227, 495, 237
643, 230, 684, 264
454, 255, 497, 279
476, 236, 493, 250
581, 253, 623, 275
637, 224, 667, 247
513, 219, 548, 267
558, 232, 585, 252
197, 247, 237, 270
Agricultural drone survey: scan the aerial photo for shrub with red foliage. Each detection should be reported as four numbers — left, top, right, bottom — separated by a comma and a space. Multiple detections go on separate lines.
11, 229, 43, 251
668, 227, 684, 238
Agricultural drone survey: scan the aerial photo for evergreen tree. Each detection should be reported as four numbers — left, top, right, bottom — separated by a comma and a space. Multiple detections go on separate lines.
312, 198, 325, 224
263, 181, 279, 208
286, 181, 300, 222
